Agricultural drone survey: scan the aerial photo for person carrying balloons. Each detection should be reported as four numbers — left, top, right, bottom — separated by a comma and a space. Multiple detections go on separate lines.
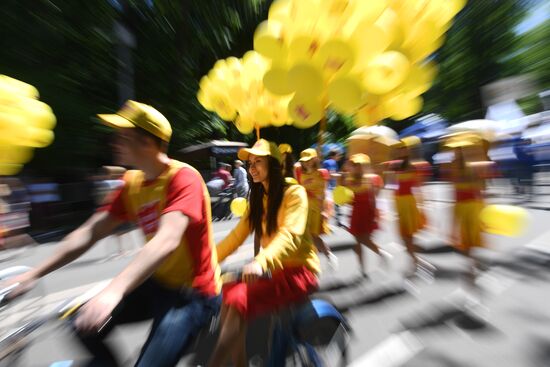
208, 139, 320, 367
297, 148, 339, 270
338, 153, 390, 277
385, 138, 428, 274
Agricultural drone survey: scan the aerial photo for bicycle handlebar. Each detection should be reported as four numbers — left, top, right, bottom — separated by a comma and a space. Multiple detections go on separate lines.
220, 269, 272, 284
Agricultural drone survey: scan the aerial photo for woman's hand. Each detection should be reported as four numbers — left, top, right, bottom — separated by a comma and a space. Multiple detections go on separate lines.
242, 261, 263, 283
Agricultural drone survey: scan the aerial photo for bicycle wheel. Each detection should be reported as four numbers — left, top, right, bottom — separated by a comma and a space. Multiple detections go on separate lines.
293, 300, 350, 367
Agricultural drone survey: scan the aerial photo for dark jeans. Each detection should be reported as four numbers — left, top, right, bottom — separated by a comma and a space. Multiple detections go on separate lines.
73, 279, 221, 367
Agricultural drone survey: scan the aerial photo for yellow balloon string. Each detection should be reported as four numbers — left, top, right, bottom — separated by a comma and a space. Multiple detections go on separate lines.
255, 125, 260, 140
317, 112, 326, 157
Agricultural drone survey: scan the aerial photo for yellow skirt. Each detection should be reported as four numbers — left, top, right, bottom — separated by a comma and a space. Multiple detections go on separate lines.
395, 194, 424, 237
453, 200, 484, 252
306, 206, 330, 236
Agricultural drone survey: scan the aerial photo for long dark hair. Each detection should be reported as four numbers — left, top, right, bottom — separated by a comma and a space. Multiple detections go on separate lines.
248, 156, 286, 237
282, 153, 296, 178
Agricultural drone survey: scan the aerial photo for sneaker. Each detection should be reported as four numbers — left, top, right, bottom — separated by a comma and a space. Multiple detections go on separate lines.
379, 250, 393, 269
327, 252, 339, 271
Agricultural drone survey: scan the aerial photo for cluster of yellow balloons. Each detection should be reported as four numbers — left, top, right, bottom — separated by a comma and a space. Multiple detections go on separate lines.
197, 51, 295, 134
0, 75, 56, 175
254, 0, 466, 127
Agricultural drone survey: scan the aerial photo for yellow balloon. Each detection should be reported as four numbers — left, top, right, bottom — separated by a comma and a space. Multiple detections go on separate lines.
314, 38, 355, 77
230, 197, 248, 217
374, 8, 403, 49
235, 114, 254, 134
400, 62, 438, 96
351, 24, 390, 65
271, 105, 290, 127
0, 163, 23, 176
287, 62, 324, 98
480, 204, 528, 237
343, 0, 386, 38
404, 35, 444, 64
21, 99, 56, 130
209, 92, 236, 121
242, 51, 268, 72
354, 100, 388, 127
0, 145, 34, 164
268, 0, 293, 22
263, 67, 294, 95
254, 105, 272, 127
0, 75, 39, 99
402, 18, 442, 51
0, 110, 26, 145
388, 95, 423, 120
19, 127, 55, 148
197, 89, 214, 111
227, 85, 246, 108
288, 35, 321, 63
333, 185, 354, 205
363, 51, 410, 95
328, 76, 364, 114
288, 95, 323, 128
254, 20, 288, 62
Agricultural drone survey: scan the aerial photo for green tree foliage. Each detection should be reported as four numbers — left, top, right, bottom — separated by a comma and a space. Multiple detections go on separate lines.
0, 0, 269, 175
421, 0, 529, 122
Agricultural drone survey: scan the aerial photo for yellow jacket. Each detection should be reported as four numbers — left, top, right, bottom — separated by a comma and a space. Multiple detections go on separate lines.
217, 185, 320, 274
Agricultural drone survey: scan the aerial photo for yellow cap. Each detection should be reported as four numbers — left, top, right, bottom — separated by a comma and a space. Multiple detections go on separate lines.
349, 153, 371, 165
278, 143, 293, 154
98, 100, 172, 142
299, 148, 318, 162
400, 136, 421, 148
238, 139, 282, 163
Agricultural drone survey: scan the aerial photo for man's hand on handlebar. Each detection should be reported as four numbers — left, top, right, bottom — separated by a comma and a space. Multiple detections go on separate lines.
75, 288, 122, 334
0, 272, 38, 302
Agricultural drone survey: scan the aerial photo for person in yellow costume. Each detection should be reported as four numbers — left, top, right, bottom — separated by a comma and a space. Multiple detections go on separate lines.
385, 138, 430, 274
208, 139, 320, 367
297, 148, 339, 270
444, 134, 495, 286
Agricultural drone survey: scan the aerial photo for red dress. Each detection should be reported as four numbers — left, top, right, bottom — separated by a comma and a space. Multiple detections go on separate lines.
347, 175, 382, 236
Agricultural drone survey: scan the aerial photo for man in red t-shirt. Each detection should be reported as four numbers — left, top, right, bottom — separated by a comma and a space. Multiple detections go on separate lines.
6, 100, 221, 366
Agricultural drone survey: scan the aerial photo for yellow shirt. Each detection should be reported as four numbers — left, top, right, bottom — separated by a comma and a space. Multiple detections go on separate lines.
299, 169, 328, 212
217, 185, 320, 274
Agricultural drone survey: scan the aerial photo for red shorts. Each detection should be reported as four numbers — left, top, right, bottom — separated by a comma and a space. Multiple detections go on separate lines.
222, 266, 318, 320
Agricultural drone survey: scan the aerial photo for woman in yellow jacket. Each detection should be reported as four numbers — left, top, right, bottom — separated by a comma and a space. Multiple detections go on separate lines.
208, 139, 320, 367
297, 148, 338, 269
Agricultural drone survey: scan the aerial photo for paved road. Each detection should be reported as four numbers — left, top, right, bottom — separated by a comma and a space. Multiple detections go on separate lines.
2, 183, 550, 366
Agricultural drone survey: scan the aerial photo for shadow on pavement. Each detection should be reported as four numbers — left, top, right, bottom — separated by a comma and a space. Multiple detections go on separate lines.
334, 283, 408, 314
317, 275, 366, 293
397, 302, 498, 335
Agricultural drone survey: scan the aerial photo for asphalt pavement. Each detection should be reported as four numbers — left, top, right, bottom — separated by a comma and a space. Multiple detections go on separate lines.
2, 182, 550, 366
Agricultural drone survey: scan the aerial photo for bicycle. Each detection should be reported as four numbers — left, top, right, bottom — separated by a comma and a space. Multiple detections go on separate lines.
211, 184, 236, 221
0, 268, 110, 366
220, 270, 351, 367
